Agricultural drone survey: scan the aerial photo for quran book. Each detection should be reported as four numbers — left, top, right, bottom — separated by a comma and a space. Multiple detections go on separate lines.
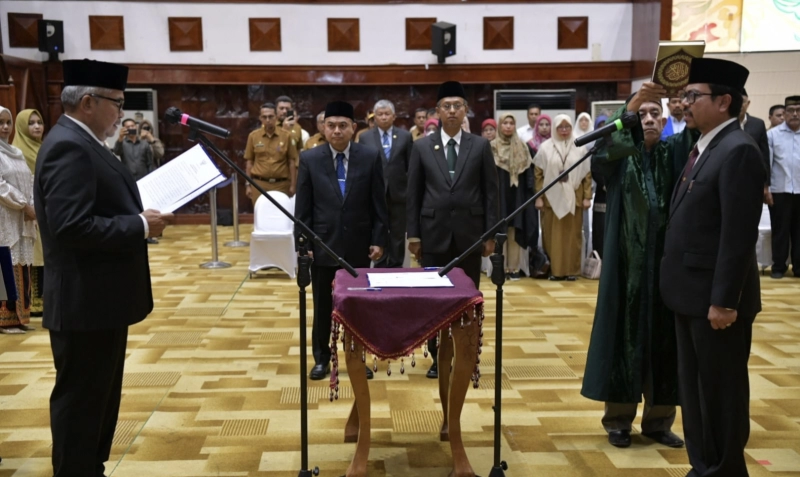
652, 41, 706, 97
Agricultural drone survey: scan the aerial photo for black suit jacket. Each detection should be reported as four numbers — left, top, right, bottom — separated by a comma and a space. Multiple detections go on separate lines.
743, 113, 770, 185
406, 130, 499, 254
358, 126, 413, 204
34, 116, 152, 331
660, 121, 764, 318
295, 142, 389, 268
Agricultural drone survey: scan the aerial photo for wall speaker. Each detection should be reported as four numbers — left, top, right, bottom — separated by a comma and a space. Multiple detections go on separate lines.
431, 22, 456, 64
38, 19, 64, 61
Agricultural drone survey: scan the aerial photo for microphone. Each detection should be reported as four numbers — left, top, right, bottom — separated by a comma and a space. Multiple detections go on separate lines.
573, 111, 639, 147
164, 107, 231, 139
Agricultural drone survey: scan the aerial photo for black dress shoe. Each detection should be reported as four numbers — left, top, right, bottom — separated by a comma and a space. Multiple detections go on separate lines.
366, 366, 374, 380
548, 275, 566, 281
771, 271, 784, 279
309, 363, 330, 380
608, 429, 631, 448
426, 362, 438, 379
643, 430, 684, 448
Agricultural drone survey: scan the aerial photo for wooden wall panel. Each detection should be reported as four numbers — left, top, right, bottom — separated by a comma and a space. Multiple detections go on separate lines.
249, 18, 281, 51
327, 18, 360, 52
125, 62, 633, 86
483, 17, 514, 50
89, 16, 125, 51
0, 54, 49, 124
8, 13, 43, 48
405, 18, 436, 51
557, 17, 589, 50
168, 17, 204, 52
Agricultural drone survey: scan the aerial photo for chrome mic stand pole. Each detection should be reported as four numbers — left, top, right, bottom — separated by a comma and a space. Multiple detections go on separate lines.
200, 186, 232, 269
224, 174, 249, 247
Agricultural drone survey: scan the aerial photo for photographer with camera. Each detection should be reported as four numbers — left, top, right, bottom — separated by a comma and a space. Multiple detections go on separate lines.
138, 119, 164, 167
114, 117, 156, 243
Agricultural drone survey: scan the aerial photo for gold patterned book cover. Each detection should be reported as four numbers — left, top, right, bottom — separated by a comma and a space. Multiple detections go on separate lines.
652, 41, 706, 97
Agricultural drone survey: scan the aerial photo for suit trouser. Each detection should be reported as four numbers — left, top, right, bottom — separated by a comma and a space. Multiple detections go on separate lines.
375, 200, 406, 268
675, 313, 753, 477
49, 327, 128, 477
768, 193, 800, 273
311, 264, 339, 365
423, 241, 482, 364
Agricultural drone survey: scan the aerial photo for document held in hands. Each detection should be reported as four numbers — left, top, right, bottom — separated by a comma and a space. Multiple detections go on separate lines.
137, 144, 226, 213
367, 272, 454, 288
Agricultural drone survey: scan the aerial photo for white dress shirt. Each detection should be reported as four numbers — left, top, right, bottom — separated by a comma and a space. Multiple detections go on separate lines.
64, 115, 149, 238
696, 117, 738, 157
517, 125, 535, 144
378, 126, 393, 157
670, 115, 687, 135
440, 127, 463, 155
768, 121, 800, 194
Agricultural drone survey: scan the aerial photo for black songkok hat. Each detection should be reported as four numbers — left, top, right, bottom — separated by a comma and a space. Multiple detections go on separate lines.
687, 58, 749, 93
63, 59, 128, 90
785, 96, 800, 107
743, 88, 749, 97
324, 101, 355, 121
437, 81, 467, 101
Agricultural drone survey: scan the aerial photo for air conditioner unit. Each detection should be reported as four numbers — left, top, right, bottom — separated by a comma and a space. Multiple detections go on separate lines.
122, 88, 159, 138
493, 89, 577, 129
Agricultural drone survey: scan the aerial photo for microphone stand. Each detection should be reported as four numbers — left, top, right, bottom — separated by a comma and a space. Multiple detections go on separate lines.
438, 136, 610, 477
186, 127, 357, 477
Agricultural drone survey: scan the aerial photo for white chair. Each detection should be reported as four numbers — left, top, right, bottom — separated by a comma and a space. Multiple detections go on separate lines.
756, 203, 772, 272
249, 191, 296, 278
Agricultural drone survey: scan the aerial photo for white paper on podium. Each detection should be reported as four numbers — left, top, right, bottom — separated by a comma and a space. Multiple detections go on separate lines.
137, 144, 226, 213
367, 272, 454, 288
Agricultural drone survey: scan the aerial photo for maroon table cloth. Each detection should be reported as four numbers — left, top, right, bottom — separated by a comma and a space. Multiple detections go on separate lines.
331, 267, 484, 360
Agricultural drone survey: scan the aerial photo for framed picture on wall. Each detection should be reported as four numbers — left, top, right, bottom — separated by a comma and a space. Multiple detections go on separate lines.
590, 101, 625, 125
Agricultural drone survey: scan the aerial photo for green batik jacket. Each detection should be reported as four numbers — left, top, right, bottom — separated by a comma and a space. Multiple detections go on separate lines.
581, 104, 698, 404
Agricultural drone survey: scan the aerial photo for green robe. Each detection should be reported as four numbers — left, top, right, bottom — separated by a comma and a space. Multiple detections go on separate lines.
581, 105, 698, 404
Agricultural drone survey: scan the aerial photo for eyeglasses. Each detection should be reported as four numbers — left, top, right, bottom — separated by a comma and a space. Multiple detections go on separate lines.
141, 126, 152, 131
785, 107, 800, 116
679, 90, 713, 105
439, 102, 465, 112
556, 125, 572, 130
87, 93, 125, 111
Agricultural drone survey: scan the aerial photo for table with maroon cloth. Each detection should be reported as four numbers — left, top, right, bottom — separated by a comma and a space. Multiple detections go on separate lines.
330, 268, 485, 477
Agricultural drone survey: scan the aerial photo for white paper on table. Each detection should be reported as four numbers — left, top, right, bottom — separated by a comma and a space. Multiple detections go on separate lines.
367, 272, 454, 288
136, 144, 226, 213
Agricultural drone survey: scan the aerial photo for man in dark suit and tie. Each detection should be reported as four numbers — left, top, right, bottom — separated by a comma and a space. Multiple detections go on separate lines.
295, 101, 389, 380
358, 99, 413, 268
660, 58, 764, 477
34, 59, 171, 477
740, 89, 772, 204
407, 81, 499, 378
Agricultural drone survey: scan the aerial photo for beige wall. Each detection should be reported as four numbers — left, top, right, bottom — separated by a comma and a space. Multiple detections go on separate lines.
709, 52, 800, 122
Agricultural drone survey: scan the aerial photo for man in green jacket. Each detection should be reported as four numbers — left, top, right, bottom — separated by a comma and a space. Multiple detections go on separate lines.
581, 83, 698, 448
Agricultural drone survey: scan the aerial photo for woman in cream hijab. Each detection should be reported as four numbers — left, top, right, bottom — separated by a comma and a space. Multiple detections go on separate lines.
12, 109, 44, 316
491, 113, 537, 280
0, 106, 36, 333
533, 114, 592, 280
574, 112, 593, 138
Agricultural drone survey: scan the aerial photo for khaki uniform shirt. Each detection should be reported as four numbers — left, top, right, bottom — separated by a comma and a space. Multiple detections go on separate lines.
305, 133, 327, 150
411, 127, 425, 141
286, 123, 304, 153
244, 126, 298, 179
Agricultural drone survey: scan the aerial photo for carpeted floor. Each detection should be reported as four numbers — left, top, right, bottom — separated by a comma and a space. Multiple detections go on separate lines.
0, 224, 798, 476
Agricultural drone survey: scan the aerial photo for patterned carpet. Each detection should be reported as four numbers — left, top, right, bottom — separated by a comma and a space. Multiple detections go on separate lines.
0, 224, 799, 476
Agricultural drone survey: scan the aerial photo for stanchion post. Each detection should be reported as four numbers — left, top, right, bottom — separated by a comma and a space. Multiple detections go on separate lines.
200, 187, 232, 269
224, 174, 249, 248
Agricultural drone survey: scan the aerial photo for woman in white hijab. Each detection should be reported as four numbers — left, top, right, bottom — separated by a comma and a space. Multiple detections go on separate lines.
575, 112, 593, 138
0, 106, 36, 333
533, 114, 592, 280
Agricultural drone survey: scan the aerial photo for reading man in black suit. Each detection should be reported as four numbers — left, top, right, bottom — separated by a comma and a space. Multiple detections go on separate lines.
357, 99, 413, 268
295, 101, 389, 380
660, 58, 764, 477
740, 89, 772, 205
34, 60, 171, 477
407, 81, 499, 378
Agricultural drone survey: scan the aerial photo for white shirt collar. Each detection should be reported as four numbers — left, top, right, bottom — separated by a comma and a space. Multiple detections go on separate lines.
64, 114, 106, 146
671, 115, 685, 126
378, 126, 392, 136
440, 128, 463, 147
330, 142, 351, 160
697, 117, 738, 156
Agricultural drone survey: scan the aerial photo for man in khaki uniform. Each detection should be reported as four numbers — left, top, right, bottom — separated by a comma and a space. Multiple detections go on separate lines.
305, 111, 327, 149
410, 108, 427, 141
276, 95, 306, 154
244, 102, 298, 200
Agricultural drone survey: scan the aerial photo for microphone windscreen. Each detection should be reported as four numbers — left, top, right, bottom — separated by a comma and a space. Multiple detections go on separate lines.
164, 107, 182, 124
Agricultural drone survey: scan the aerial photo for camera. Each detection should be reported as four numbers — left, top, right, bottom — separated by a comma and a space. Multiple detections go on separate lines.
127, 128, 137, 136
286, 109, 295, 120
141, 125, 152, 132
